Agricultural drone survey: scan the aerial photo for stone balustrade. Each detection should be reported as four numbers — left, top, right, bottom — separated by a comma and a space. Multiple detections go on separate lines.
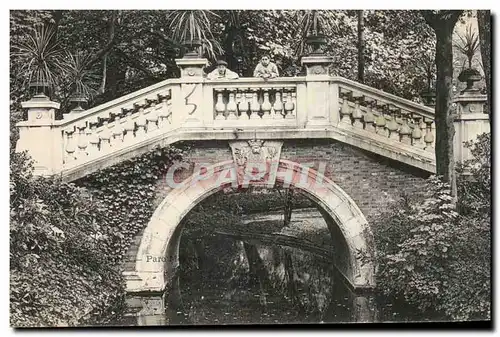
16, 56, 442, 179
209, 80, 300, 126
334, 78, 436, 151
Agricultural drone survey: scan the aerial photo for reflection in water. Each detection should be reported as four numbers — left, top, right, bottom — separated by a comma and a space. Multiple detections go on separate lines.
116, 236, 359, 326
112, 202, 377, 326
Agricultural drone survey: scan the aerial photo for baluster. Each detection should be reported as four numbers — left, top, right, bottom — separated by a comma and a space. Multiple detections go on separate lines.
424, 118, 435, 151
285, 92, 297, 119
363, 97, 376, 132
235, 92, 242, 119
399, 110, 412, 145
64, 128, 76, 162
375, 103, 388, 136
99, 117, 112, 152
226, 90, 238, 120
88, 121, 100, 155
123, 108, 136, 143
249, 89, 260, 120
411, 115, 423, 148
146, 106, 160, 132
261, 89, 272, 119
386, 105, 400, 140
110, 111, 124, 145
146, 97, 159, 107
135, 105, 147, 137
238, 91, 249, 120
76, 122, 88, 158
284, 91, 296, 119
157, 98, 173, 127
273, 90, 284, 119
214, 90, 226, 120
157, 92, 170, 127
419, 117, 427, 148
351, 94, 364, 128
339, 89, 352, 125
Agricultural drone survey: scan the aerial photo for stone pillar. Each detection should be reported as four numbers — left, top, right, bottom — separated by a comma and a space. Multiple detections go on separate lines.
175, 58, 209, 127
352, 293, 378, 323
301, 55, 334, 127
15, 94, 64, 176
453, 90, 490, 163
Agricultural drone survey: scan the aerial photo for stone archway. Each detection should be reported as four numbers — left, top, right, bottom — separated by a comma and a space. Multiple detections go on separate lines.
125, 158, 375, 294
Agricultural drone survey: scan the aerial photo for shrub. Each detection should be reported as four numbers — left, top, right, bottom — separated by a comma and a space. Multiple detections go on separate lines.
370, 133, 491, 321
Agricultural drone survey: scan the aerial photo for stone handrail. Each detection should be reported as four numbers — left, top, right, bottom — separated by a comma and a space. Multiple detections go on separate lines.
204, 77, 304, 127
332, 77, 436, 151
16, 56, 440, 179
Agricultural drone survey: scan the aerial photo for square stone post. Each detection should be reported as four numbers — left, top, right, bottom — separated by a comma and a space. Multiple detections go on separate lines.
15, 94, 64, 176
174, 58, 209, 127
301, 55, 335, 127
453, 90, 490, 163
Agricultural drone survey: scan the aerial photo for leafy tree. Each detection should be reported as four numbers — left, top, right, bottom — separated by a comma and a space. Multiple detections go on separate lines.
371, 133, 490, 321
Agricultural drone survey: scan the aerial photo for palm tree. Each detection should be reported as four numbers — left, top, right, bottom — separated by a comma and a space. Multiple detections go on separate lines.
13, 23, 64, 97
292, 10, 340, 56
166, 10, 223, 59
455, 24, 482, 91
60, 51, 100, 110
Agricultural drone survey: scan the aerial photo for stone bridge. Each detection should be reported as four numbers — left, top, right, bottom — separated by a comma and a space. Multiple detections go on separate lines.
16, 54, 489, 308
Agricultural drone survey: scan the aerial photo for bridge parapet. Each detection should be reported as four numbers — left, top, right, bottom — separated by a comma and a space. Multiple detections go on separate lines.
16, 60, 440, 179
333, 77, 436, 152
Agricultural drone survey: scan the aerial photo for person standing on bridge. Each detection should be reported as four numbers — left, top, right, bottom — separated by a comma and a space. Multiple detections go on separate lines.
253, 55, 279, 79
207, 60, 239, 80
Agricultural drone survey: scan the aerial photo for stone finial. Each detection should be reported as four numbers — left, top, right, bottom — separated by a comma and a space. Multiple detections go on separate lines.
175, 58, 209, 79
21, 93, 60, 122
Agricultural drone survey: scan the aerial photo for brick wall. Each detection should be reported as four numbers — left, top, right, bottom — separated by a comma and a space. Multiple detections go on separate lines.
153, 139, 429, 222
126, 139, 430, 272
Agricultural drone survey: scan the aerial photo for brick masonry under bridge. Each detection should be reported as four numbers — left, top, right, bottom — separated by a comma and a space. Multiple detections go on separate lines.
124, 138, 430, 276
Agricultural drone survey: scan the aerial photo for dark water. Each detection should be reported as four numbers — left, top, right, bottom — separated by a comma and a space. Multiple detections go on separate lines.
112, 232, 379, 326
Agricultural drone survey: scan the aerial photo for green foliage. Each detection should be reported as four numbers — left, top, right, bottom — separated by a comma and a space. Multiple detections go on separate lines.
10, 145, 185, 326
166, 10, 223, 59
12, 23, 64, 93
10, 152, 123, 327
454, 24, 480, 68
77, 146, 186, 265
371, 133, 491, 321
10, 10, 438, 112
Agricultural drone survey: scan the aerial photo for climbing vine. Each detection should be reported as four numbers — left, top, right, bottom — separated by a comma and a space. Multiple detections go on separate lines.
77, 145, 186, 266
10, 144, 186, 327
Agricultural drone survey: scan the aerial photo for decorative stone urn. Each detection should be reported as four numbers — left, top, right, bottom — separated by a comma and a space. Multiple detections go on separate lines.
182, 39, 202, 58
306, 33, 327, 55
420, 89, 436, 108
458, 68, 482, 93
29, 81, 51, 97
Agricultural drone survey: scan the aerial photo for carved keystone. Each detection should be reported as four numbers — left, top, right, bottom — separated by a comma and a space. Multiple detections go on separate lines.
229, 140, 283, 188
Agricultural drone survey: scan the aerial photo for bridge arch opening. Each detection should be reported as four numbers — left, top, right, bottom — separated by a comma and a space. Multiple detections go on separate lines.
126, 160, 375, 294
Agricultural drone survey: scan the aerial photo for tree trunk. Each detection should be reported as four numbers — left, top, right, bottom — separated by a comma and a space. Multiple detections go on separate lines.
357, 10, 365, 83
422, 10, 462, 200
434, 26, 457, 197
477, 10, 491, 118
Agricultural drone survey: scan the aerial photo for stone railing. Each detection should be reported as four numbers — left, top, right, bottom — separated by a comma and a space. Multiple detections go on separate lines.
211, 81, 299, 123
332, 77, 436, 151
16, 56, 441, 179
62, 89, 173, 167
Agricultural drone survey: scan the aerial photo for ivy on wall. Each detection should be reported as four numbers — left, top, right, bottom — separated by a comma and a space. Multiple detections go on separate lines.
10, 145, 186, 327
77, 145, 186, 266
